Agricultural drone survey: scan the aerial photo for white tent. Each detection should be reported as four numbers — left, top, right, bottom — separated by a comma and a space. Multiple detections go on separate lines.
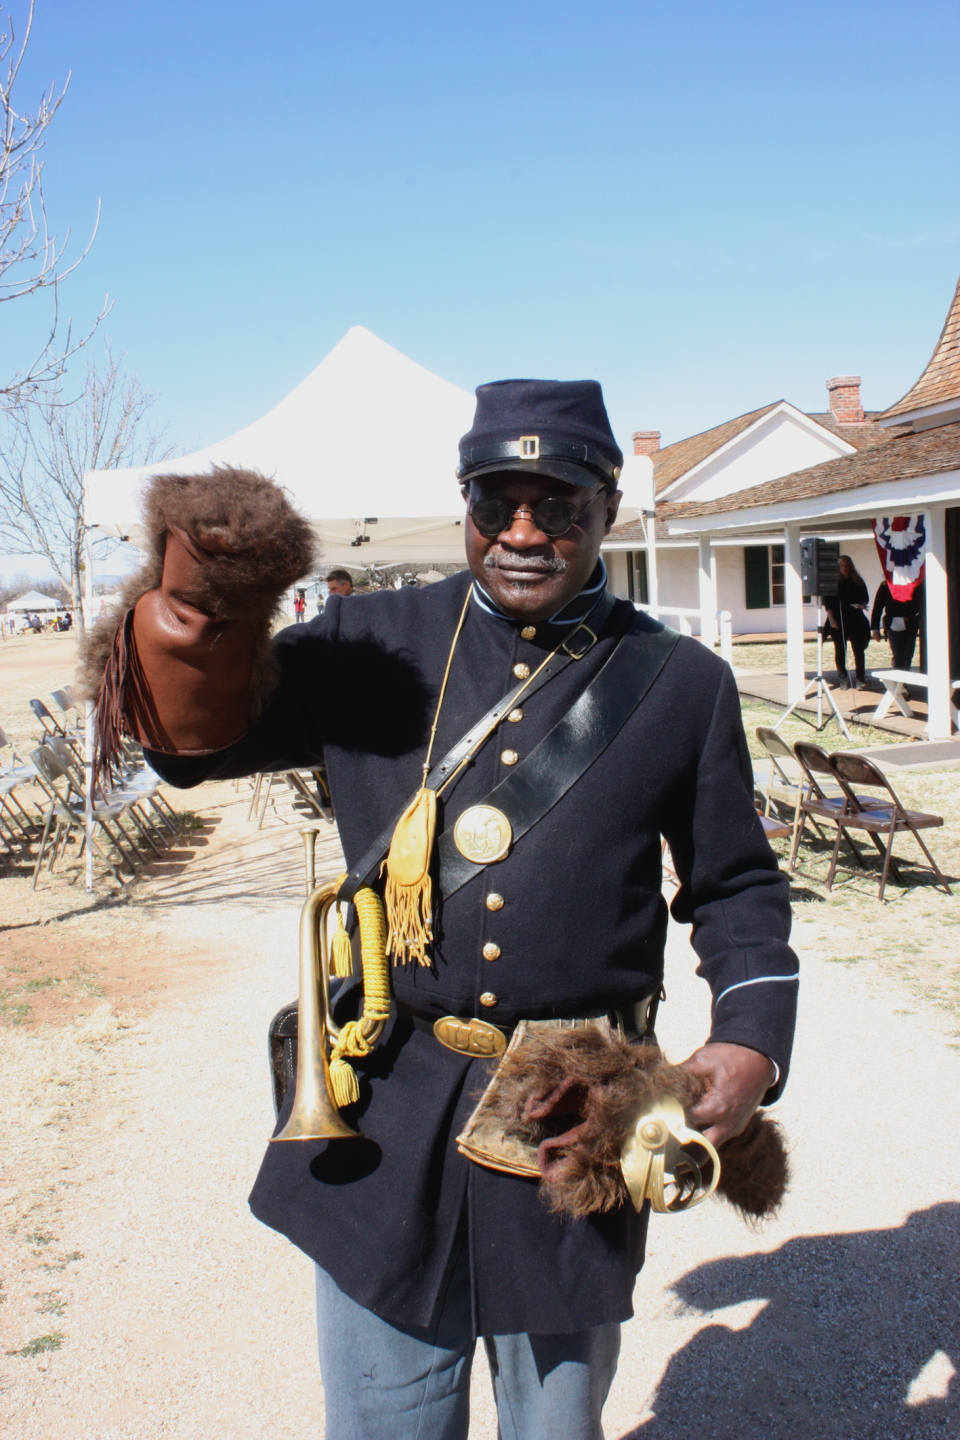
84, 325, 651, 568
6, 589, 64, 612
84, 326, 480, 567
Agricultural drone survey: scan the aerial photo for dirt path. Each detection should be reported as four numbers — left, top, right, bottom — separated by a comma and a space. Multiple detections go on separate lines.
2, 780, 959, 1435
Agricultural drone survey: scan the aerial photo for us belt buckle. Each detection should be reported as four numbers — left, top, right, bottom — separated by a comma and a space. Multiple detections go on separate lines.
434, 1015, 507, 1058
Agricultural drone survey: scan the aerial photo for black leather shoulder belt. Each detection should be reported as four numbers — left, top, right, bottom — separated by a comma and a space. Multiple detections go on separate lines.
437, 619, 680, 898
339, 590, 615, 902
339, 603, 680, 905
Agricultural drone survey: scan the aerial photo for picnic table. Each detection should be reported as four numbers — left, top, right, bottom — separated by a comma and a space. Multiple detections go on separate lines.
870, 669, 960, 733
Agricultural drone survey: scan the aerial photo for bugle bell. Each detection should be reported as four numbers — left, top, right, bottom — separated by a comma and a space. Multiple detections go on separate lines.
272, 876, 359, 1143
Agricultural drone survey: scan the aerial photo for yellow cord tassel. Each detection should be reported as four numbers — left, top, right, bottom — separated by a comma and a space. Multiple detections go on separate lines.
329, 884, 392, 1108
330, 908, 354, 977
382, 787, 436, 966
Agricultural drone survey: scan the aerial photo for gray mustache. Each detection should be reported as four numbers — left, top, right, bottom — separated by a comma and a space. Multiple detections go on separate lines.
484, 551, 568, 575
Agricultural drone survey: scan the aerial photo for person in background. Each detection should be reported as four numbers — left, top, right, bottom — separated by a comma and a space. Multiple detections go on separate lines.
325, 568, 354, 598
872, 578, 925, 698
823, 555, 871, 690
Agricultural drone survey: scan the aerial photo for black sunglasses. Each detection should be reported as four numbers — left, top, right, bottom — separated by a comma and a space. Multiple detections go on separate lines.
468, 489, 606, 540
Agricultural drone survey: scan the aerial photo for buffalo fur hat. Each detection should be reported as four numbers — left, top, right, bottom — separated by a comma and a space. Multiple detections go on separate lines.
487, 1026, 788, 1222
78, 468, 317, 781
79, 466, 317, 709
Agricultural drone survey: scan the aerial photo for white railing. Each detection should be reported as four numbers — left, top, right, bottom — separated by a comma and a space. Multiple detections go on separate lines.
635, 604, 734, 666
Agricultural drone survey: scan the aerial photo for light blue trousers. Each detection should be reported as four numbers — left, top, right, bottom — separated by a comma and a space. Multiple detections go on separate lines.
315, 1241, 621, 1440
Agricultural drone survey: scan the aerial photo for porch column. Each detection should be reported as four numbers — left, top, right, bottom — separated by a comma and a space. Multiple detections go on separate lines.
642, 513, 659, 618
784, 524, 805, 703
925, 504, 952, 738
698, 533, 717, 648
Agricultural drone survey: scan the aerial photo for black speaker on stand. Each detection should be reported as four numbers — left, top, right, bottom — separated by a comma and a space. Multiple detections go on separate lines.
775, 538, 852, 739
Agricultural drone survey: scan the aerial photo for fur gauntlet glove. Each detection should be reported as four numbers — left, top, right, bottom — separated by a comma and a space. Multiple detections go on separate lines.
457, 1024, 788, 1222
79, 467, 317, 778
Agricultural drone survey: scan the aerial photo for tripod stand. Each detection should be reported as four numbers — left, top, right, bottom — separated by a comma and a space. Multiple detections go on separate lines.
774, 599, 852, 742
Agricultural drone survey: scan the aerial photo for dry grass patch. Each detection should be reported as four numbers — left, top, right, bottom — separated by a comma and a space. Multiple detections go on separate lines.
740, 698, 960, 1032
734, 637, 892, 675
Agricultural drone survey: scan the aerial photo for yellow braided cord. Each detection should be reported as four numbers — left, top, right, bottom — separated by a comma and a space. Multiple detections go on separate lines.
329, 884, 391, 1106
354, 886, 392, 1023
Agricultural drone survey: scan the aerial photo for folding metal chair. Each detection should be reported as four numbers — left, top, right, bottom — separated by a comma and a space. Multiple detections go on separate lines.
30, 745, 137, 887
754, 727, 843, 817
754, 727, 845, 864
0, 720, 42, 839
29, 698, 65, 738
0, 775, 27, 851
44, 735, 166, 856
51, 688, 85, 737
758, 810, 793, 841
790, 741, 888, 878
827, 752, 951, 901
104, 736, 180, 835
250, 768, 333, 829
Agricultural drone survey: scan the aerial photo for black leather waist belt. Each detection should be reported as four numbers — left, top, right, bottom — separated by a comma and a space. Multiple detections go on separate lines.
396, 993, 660, 1060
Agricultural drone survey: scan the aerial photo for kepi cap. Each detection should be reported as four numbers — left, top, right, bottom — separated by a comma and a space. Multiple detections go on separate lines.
458, 379, 623, 490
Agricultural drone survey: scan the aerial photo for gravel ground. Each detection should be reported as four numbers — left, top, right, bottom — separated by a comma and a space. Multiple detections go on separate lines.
3, 894, 958, 1438
2, 766, 958, 1436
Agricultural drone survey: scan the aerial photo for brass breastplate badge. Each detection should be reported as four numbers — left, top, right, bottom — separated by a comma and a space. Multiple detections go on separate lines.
453, 805, 513, 864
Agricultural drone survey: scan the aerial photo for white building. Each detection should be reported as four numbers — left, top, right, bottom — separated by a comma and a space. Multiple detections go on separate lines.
602, 378, 902, 637
611, 272, 960, 736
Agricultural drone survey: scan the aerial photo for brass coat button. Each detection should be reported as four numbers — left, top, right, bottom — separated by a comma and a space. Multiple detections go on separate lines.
520, 625, 536, 640
501, 749, 518, 766
508, 708, 523, 723
480, 992, 498, 1008
512, 663, 530, 680
486, 893, 504, 911
482, 942, 501, 961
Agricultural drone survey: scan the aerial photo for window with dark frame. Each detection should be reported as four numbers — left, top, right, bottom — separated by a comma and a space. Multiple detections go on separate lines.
744, 544, 785, 609
626, 551, 649, 606
771, 544, 785, 606
744, 545, 770, 609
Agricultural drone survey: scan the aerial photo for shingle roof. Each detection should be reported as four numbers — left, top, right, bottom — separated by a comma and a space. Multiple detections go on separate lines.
881, 273, 960, 419
650, 402, 891, 496
650, 404, 778, 494
656, 420, 960, 522
803, 412, 900, 449
607, 515, 673, 544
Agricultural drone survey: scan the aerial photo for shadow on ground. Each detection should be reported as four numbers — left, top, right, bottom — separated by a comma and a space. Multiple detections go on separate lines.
776, 830, 957, 900
624, 1204, 958, 1439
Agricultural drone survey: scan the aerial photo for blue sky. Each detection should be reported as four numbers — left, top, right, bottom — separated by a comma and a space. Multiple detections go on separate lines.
2, 0, 959, 574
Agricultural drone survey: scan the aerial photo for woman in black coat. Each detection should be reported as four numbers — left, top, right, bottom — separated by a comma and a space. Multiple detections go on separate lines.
824, 555, 871, 690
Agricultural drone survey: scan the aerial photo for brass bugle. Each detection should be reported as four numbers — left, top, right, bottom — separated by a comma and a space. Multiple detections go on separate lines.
272, 878, 359, 1143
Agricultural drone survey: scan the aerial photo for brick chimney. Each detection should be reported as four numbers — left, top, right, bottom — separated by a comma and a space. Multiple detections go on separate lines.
826, 375, 865, 425
633, 430, 661, 455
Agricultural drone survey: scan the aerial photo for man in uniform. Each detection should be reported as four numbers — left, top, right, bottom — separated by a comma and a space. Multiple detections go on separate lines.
87, 380, 797, 1440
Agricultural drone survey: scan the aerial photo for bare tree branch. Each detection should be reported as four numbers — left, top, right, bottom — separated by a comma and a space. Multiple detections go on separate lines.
0, 343, 176, 628
0, 1, 110, 406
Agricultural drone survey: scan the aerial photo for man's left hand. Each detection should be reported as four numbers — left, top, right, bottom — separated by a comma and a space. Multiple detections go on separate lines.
679, 1042, 776, 1147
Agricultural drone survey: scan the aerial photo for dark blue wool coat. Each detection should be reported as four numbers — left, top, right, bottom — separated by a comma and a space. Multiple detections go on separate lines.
148, 569, 798, 1337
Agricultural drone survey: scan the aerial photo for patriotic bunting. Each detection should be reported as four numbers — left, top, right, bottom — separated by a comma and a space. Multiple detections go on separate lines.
872, 515, 926, 601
